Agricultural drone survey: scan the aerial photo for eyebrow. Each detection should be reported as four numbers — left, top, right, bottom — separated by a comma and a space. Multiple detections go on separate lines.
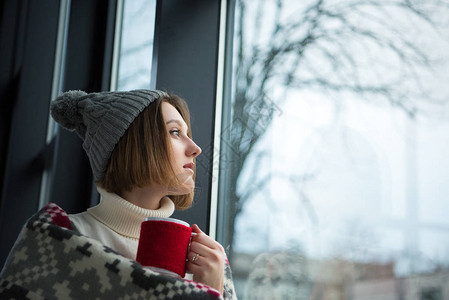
165, 119, 188, 129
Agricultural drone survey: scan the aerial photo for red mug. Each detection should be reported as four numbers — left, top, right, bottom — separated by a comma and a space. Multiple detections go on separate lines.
136, 217, 193, 278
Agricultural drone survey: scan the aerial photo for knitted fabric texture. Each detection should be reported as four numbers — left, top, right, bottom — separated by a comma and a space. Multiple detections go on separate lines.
0, 203, 238, 299
50, 89, 168, 180
137, 220, 193, 278
86, 186, 176, 240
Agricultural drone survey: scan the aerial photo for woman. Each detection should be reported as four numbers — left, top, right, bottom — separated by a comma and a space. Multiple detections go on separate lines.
0, 89, 235, 299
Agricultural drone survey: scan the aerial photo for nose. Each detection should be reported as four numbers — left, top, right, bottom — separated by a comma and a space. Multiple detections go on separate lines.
187, 139, 202, 157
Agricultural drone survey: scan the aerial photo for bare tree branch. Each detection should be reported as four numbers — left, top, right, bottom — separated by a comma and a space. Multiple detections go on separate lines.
223, 0, 449, 254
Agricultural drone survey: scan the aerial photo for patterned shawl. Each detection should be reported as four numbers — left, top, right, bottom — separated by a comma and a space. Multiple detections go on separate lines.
0, 203, 236, 299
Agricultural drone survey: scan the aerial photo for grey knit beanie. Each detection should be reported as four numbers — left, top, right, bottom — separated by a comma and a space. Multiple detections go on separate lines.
50, 89, 168, 181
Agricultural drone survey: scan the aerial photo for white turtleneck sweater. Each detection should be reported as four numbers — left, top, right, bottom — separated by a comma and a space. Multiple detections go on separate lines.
69, 187, 175, 260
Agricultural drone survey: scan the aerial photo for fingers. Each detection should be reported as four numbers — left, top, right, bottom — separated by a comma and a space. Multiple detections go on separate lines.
190, 224, 225, 253
187, 252, 202, 265
186, 250, 207, 275
187, 224, 225, 269
186, 224, 225, 295
191, 224, 202, 234
190, 238, 214, 257
187, 226, 225, 271
190, 252, 200, 263
185, 255, 202, 274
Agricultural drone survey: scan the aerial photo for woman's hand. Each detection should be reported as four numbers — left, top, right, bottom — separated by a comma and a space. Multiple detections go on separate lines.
186, 224, 225, 294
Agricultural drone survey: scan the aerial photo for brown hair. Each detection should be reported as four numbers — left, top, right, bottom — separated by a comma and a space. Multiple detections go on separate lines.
97, 94, 195, 210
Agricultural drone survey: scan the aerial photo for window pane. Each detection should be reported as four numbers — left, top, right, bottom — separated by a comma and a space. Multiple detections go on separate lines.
117, 0, 156, 90
219, 1, 449, 299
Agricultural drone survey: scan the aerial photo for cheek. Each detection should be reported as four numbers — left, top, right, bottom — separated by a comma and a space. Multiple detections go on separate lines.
171, 140, 185, 157
170, 142, 185, 168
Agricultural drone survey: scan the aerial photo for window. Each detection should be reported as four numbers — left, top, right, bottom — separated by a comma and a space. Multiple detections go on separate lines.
218, 1, 449, 299
114, 0, 156, 91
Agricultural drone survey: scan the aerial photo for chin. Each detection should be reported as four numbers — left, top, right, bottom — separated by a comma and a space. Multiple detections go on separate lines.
167, 186, 194, 196
167, 182, 195, 195
166, 173, 195, 195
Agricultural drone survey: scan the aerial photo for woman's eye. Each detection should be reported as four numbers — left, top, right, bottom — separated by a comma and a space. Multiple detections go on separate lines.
170, 129, 181, 137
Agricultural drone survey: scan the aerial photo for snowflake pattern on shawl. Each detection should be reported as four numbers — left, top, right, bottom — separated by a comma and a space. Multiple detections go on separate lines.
0, 203, 236, 299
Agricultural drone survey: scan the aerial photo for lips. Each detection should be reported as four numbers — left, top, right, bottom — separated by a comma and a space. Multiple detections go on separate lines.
183, 163, 194, 170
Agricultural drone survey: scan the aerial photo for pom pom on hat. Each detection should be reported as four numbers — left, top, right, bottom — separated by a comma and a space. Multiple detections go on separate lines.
50, 90, 88, 137
50, 89, 168, 180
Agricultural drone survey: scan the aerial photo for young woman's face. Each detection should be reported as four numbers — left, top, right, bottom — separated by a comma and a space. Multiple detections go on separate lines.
161, 102, 201, 194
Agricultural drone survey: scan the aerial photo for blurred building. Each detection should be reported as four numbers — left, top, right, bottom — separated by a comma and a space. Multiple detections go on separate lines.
232, 251, 448, 300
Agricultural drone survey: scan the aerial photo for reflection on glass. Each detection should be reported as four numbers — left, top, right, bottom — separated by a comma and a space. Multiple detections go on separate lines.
117, 0, 156, 90
219, 0, 449, 299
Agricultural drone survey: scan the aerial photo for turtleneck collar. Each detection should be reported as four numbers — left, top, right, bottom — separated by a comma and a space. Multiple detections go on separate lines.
87, 187, 175, 239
